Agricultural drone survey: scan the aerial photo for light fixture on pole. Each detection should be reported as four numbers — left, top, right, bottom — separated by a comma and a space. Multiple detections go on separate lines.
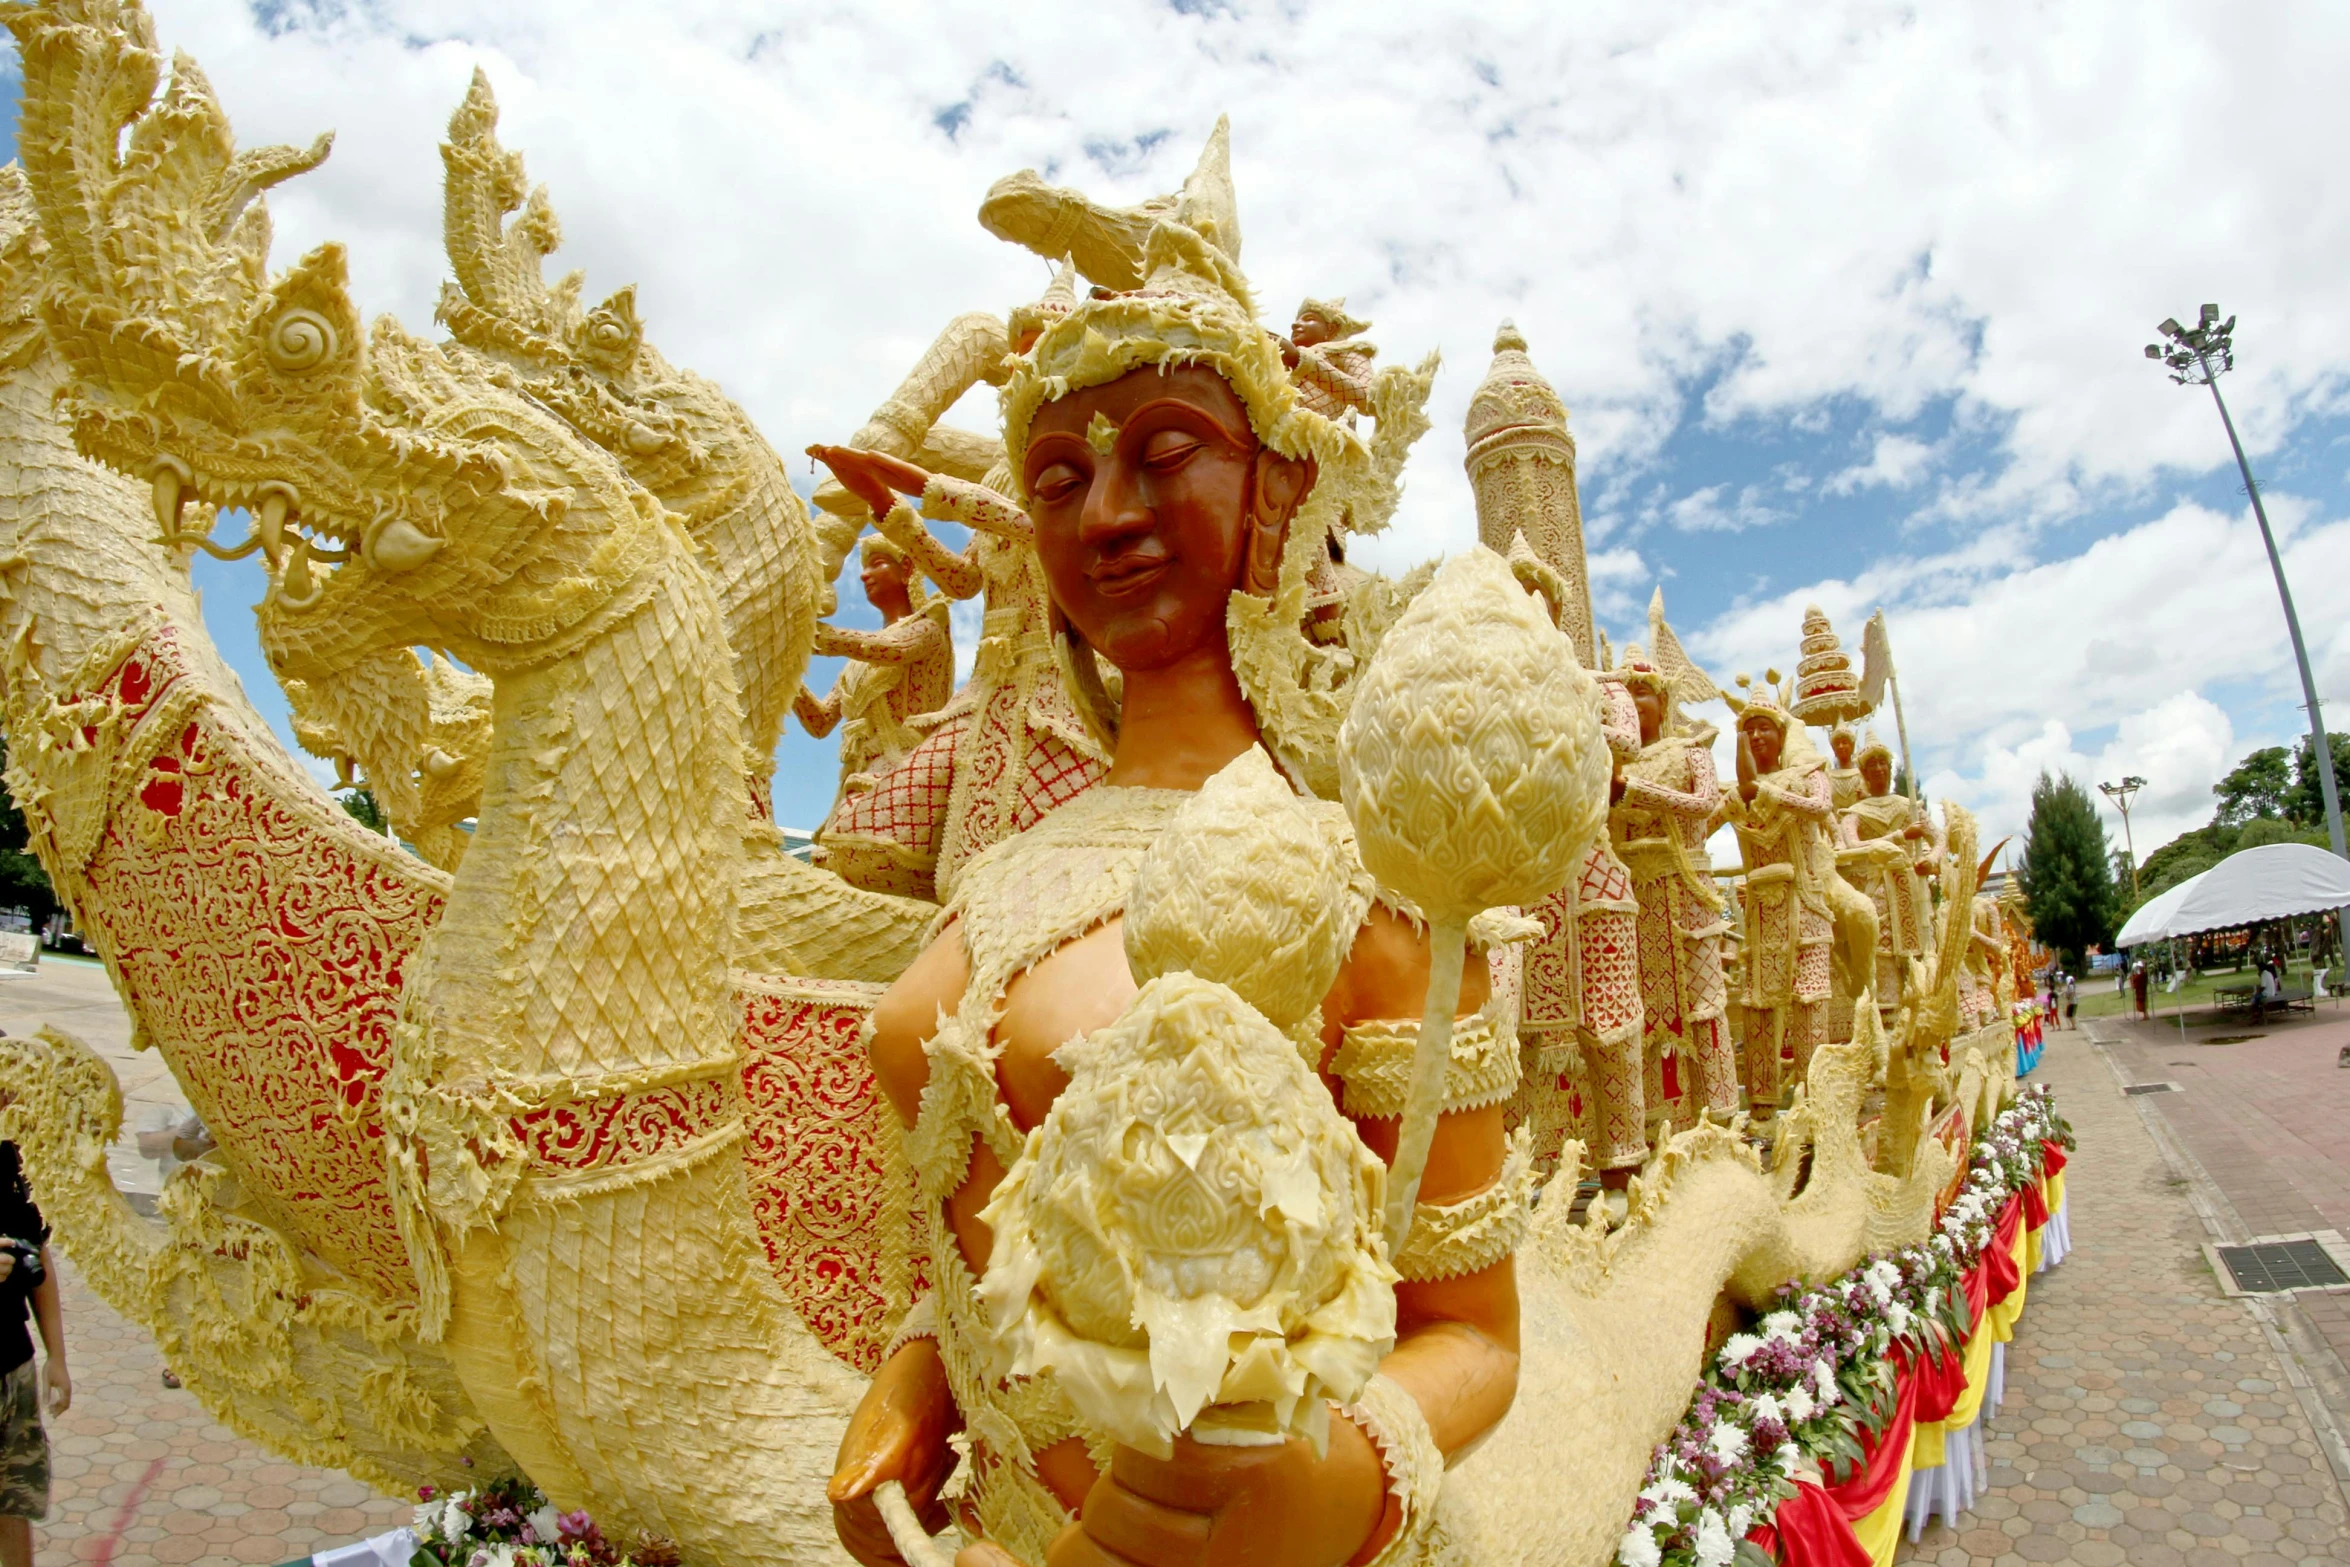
2099, 774, 2147, 900
2147, 305, 2347, 861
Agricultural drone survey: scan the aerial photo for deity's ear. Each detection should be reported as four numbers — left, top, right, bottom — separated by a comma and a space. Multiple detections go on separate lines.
1244, 450, 1316, 595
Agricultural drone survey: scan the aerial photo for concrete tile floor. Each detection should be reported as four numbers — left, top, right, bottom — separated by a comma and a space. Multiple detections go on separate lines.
1896, 1027, 2350, 1564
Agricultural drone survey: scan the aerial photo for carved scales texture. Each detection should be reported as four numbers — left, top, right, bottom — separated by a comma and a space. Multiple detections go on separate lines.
3, 12, 929, 1556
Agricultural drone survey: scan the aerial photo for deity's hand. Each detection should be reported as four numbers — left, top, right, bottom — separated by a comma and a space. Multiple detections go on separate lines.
808, 444, 935, 523
1277, 336, 1303, 370
830, 1340, 963, 1567
1046, 1424, 1386, 1567
1609, 755, 1627, 807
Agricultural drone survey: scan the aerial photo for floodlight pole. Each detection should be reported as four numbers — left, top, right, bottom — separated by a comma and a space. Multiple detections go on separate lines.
2099, 775, 2144, 901
2149, 306, 2347, 862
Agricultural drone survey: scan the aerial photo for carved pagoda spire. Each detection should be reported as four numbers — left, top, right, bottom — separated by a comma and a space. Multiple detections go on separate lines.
1464, 320, 1594, 663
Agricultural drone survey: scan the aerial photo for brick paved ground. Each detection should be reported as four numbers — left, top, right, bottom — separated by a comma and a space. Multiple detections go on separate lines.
10, 960, 2350, 1564
1897, 1024, 2350, 1564
2092, 1005, 2350, 1392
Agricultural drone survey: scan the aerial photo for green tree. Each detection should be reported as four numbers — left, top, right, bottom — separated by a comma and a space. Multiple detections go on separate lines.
2019, 770, 2117, 970
0, 738, 60, 930
2286, 731, 2350, 829
2212, 746, 2293, 825
340, 787, 386, 833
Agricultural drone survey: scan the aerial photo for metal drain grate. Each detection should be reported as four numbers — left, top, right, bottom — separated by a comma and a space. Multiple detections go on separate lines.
2215, 1240, 2350, 1294
2124, 1081, 2183, 1095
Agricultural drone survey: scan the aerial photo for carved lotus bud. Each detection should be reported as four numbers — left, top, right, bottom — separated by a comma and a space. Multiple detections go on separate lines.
1124, 747, 1361, 1034
1338, 547, 1608, 924
978, 973, 1396, 1458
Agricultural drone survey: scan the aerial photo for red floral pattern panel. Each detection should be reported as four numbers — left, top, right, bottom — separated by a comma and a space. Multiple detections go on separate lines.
74, 628, 440, 1302
737, 974, 917, 1374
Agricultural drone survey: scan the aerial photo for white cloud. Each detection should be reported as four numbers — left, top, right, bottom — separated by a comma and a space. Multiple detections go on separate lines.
1654, 482, 1787, 534
1669, 496, 2350, 850
1824, 434, 1934, 496
120, 0, 2350, 575
33, 1, 2350, 838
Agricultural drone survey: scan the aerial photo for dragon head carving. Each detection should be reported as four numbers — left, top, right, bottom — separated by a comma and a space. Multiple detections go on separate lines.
434, 69, 830, 766
7, 0, 678, 694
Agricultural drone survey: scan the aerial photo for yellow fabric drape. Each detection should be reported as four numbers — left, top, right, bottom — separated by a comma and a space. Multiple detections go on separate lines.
1851, 1430, 1919, 1566
1987, 1221, 2029, 1343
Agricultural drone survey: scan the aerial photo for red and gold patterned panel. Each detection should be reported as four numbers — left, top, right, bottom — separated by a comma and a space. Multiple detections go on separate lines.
75, 627, 440, 1302
511, 1074, 739, 1173
736, 974, 915, 1375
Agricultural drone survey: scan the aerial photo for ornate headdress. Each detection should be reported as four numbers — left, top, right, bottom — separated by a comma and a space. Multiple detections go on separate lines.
1006, 259, 1080, 354
998, 123, 1413, 796
1855, 727, 1894, 766
1294, 296, 1371, 341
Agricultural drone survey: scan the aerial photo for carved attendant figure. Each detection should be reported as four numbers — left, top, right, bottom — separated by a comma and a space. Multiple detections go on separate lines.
1610, 653, 1741, 1134
1834, 731, 1934, 1016
796, 537, 955, 897
1721, 683, 1836, 1119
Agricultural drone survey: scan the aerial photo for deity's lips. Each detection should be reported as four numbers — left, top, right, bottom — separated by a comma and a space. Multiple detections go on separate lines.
1087, 550, 1174, 596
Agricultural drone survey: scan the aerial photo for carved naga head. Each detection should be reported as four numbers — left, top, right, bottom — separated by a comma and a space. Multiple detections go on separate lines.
8, 0, 664, 688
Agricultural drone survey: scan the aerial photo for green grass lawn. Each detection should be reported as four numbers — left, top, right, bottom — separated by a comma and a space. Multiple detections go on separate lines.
2072, 958, 2337, 1021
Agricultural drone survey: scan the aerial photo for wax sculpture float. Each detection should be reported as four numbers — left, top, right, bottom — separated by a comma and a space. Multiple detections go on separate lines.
0, 5, 2066, 1565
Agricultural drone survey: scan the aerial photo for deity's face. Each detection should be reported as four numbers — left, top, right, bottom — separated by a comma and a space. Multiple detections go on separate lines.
1631, 683, 1668, 745
1861, 754, 1894, 798
1741, 712, 1784, 774
859, 551, 912, 610
1292, 311, 1339, 349
1025, 364, 1307, 671
1832, 732, 1855, 768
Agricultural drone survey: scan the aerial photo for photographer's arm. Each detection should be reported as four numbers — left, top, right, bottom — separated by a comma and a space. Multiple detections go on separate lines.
32, 1250, 67, 1415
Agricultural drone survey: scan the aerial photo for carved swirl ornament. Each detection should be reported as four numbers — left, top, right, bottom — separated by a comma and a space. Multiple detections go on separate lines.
265, 307, 339, 373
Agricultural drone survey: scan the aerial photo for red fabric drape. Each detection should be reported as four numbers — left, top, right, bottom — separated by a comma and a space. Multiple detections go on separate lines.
1983, 1195, 2024, 1305
1821, 1359, 1920, 1521
2040, 1140, 2068, 1176
1961, 1255, 1989, 1329
1904, 1338, 1968, 1426
2021, 1178, 2049, 1228
1750, 1480, 1874, 1567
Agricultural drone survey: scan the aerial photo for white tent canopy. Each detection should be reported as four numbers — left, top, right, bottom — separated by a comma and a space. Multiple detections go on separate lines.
2115, 842, 2350, 948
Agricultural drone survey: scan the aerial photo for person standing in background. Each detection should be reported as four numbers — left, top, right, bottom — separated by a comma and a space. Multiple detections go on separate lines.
2063, 972, 2078, 1030
0, 1140, 66, 1567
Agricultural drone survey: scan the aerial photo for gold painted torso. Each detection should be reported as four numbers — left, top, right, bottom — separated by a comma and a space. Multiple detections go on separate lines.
906, 785, 1190, 1561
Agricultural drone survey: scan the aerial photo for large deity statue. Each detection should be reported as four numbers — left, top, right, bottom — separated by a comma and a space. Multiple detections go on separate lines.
1720, 678, 1838, 1119
830, 196, 1517, 1567
1609, 611, 1741, 1137
1835, 729, 1936, 1015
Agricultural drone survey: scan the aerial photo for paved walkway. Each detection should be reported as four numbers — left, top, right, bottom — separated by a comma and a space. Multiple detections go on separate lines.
1898, 1025, 2350, 1565
2090, 1003, 2350, 1421
2, 957, 410, 1566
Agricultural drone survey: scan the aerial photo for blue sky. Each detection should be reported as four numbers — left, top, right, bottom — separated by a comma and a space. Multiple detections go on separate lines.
9, 1, 2350, 864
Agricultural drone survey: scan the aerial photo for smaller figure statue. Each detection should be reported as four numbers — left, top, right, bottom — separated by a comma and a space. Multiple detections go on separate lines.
806, 440, 1110, 905
1825, 722, 1864, 812
1835, 731, 1935, 1017
1610, 647, 1740, 1137
1280, 297, 1378, 420
795, 535, 955, 898
1720, 676, 1837, 1121
1505, 537, 1645, 1208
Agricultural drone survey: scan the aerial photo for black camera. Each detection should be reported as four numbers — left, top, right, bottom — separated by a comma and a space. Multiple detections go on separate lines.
0, 1238, 42, 1288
